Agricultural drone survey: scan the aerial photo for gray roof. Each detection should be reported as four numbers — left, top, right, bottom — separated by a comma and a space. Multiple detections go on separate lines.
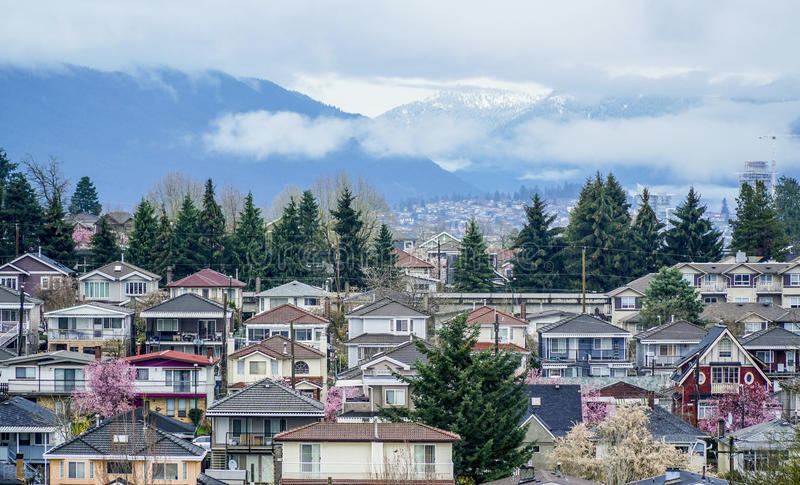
0, 397, 58, 429
341, 340, 429, 379
345, 333, 415, 345
105, 211, 134, 225
206, 378, 325, 417
0, 350, 95, 367
525, 309, 577, 320
523, 384, 582, 438
197, 474, 228, 485
701, 302, 795, 324
140, 292, 226, 316
81, 261, 161, 281
671, 325, 729, 381
538, 314, 631, 336
646, 406, 707, 444
481, 470, 601, 485
0, 285, 43, 305
256, 280, 328, 298
45, 413, 206, 458
729, 418, 796, 449
676, 261, 792, 274
628, 470, 729, 485
634, 320, 708, 342
0, 348, 15, 362
607, 272, 656, 297
740, 326, 800, 348
129, 408, 196, 436
346, 297, 429, 318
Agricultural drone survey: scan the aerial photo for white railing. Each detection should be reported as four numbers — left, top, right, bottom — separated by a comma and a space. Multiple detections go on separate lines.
700, 282, 727, 293
48, 329, 129, 341
644, 355, 680, 367
711, 383, 739, 394
756, 282, 783, 292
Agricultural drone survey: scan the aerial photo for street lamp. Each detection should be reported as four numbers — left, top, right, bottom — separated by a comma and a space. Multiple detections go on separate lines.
193, 363, 199, 427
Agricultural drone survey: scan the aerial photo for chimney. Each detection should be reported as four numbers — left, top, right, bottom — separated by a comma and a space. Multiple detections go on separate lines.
555, 462, 562, 478
15, 453, 23, 482
121, 252, 125, 263
166, 269, 173, 285
670, 314, 675, 322
520, 301, 527, 321
255, 276, 262, 294
38, 246, 42, 257
283, 342, 288, 354
736, 251, 747, 263
95, 414, 100, 427
94, 347, 102, 360
324, 298, 331, 319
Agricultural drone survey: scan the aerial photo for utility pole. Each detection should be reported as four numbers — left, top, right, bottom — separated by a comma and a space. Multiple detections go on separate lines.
17, 282, 24, 356
290, 317, 296, 390
581, 247, 586, 314
740, 383, 745, 430
437, 239, 441, 281
220, 279, 229, 396
729, 435, 735, 484
494, 309, 499, 355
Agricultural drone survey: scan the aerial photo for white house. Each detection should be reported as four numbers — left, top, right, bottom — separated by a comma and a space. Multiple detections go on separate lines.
344, 298, 428, 367
0, 351, 95, 410
44, 302, 135, 355
255, 280, 330, 313
77, 260, 161, 306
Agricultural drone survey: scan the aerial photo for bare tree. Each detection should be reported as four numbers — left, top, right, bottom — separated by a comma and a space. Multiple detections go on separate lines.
38, 277, 77, 312
146, 172, 202, 220
219, 183, 245, 231
22, 155, 70, 206
269, 185, 303, 220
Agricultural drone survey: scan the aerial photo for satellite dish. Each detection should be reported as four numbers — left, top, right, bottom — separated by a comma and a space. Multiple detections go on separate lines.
228, 459, 238, 470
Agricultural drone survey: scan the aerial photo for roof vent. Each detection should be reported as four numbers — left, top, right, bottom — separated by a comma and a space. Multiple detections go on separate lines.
530, 397, 541, 407
664, 468, 681, 484
114, 265, 122, 272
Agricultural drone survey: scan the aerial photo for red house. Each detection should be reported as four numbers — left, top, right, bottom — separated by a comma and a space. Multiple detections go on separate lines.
740, 326, 800, 379
671, 324, 771, 426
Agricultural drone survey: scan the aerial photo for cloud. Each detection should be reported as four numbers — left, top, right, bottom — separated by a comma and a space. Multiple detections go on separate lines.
522, 169, 581, 182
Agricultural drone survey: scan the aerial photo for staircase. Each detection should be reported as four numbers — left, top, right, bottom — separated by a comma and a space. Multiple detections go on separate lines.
211, 450, 227, 469
0, 328, 18, 349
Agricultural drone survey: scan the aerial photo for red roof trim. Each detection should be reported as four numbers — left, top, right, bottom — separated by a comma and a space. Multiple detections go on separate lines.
123, 350, 219, 365
245, 303, 330, 324
165, 268, 246, 288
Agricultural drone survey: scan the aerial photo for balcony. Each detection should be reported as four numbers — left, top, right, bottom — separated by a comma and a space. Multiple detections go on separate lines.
146, 331, 223, 343
546, 349, 625, 362
225, 432, 275, 452
700, 282, 727, 293
756, 282, 783, 293
711, 383, 739, 394
280, 461, 454, 482
48, 329, 128, 341
762, 363, 797, 374
644, 355, 681, 367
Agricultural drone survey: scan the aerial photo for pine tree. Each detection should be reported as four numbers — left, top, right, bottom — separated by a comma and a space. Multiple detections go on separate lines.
198, 179, 226, 269
331, 187, 367, 290
232, 192, 266, 289
775, 176, 800, 249
662, 187, 723, 265
510, 193, 565, 291
0, 149, 18, 257
298, 190, 328, 284
69, 176, 102, 215
453, 218, 495, 292
172, 193, 202, 278
369, 223, 401, 287
2, 172, 43, 255
126, 199, 159, 271
152, 209, 174, 277
40, 192, 75, 266
629, 188, 665, 276
270, 197, 305, 282
639, 267, 705, 328
90, 216, 120, 267
382, 313, 534, 483
730, 180, 789, 260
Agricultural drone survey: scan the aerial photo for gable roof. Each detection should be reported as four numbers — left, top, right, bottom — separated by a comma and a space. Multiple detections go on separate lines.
597, 381, 650, 400
361, 340, 428, 368
525, 309, 577, 321
418, 231, 461, 249
702, 302, 798, 324
79, 261, 160, 282
140, 293, 230, 318
273, 422, 460, 442
344, 333, 415, 345
0, 285, 42, 306
465, 306, 527, 327
646, 406, 707, 444
522, 384, 582, 438
538, 314, 630, 336
229, 335, 324, 360
729, 418, 795, 448
0, 252, 75, 276
673, 324, 728, 370
607, 273, 656, 297
45, 302, 135, 317
740, 326, 800, 349
128, 408, 196, 436
628, 470, 729, 485
165, 268, 246, 288
124, 350, 218, 366
256, 280, 328, 298
245, 303, 329, 325
391, 248, 435, 269
205, 378, 324, 417
634, 320, 708, 342
0, 397, 59, 430
0, 350, 95, 367
346, 297, 428, 318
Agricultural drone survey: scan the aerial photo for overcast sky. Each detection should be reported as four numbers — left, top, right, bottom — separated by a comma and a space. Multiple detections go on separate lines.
3, 1, 800, 196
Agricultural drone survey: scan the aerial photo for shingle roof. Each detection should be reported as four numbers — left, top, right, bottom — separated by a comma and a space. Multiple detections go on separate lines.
273, 422, 460, 442
0, 348, 15, 362
597, 381, 650, 400
140, 293, 228, 316
524, 309, 577, 320
165, 268, 246, 288
0, 285, 42, 305
346, 297, 428, 318
205, 378, 324, 417
466, 306, 527, 327
472, 342, 529, 353
345, 333, 415, 345
391, 249, 435, 269
129, 408, 196, 436
672, 324, 728, 370
256, 280, 328, 298
523, 384, 582, 438
628, 470, 729, 485
701, 302, 793, 324
634, 320, 708, 342
646, 406, 707, 444
198, 474, 229, 485
80, 261, 161, 281
607, 273, 656, 297
26, 252, 76, 275
245, 303, 329, 325
0, 397, 58, 429
730, 418, 795, 448
740, 326, 800, 348
105, 211, 133, 225
362, 340, 428, 368
538, 314, 630, 336
229, 335, 324, 360
123, 350, 218, 366
0, 350, 95, 367
45, 302, 135, 317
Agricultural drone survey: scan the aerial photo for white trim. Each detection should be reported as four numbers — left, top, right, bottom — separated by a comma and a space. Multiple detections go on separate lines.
235, 350, 277, 361
45, 303, 133, 317
77, 270, 115, 282
119, 271, 159, 281
520, 413, 556, 440
204, 411, 324, 417
360, 355, 410, 371
676, 328, 772, 386
44, 453, 206, 461
541, 332, 630, 338
7, 253, 72, 275
0, 263, 30, 275
141, 311, 232, 318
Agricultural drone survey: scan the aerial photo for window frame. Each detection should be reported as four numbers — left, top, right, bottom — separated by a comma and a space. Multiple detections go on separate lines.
135, 369, 149, 381
732, 274, 751, 287
300, 443, 321, 474
68, 461, 85, 479
152, 463, 179, 480
620, 296, 636, 310
718, 338, 733, 358
385, 388, 406, 405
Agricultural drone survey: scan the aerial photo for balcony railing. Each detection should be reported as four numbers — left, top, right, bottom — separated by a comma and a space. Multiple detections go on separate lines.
546, 349, 624, 361
280, 461, 454, 481
700, 282, 728, 293
9, 378, 86, 393
225, 432, 275, 452
146, 331, 223, 343
763, 363, 797, 373
48, 329, 128, 341
711, 383, 739, 394
756, 282, 784, 293
644, 355, 681, 367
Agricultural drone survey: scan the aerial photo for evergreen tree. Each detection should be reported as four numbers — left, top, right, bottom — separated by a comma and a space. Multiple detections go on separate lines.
40, 192, 75, 266
453, 218, 495, 292
382, 313, 534, 482
270, 197, 305, 282
152, 209, 174, 278
0, 149, 18, 257
172, 193, 202, 278
510, 193, 565, 290
198, 179, 226, 269
231, 192, 266, 289
775, 176, 800, 249
2, 172, 43, 255
730, 180, 789, 260
662, 187, 723, 265
369, 223, 401, 287
331, 187, 367, 290
90, 216, 120, 267
126, 199, 159, 271
629, 188, 665, 276
68, 176, 102, 215
298, 190, 328, 284
639, 267, 705, 328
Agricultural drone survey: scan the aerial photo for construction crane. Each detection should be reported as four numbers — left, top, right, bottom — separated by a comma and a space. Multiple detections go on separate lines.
746, 134, 800, 194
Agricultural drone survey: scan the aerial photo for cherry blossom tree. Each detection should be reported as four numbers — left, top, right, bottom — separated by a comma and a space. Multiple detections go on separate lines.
72, 225, 93, 250
72, 359, 136, 418
698, 384, 782, 434
324, 387, 343, 422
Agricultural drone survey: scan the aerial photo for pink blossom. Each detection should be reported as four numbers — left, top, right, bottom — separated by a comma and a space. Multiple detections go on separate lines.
72, 359, 136, 418
324, 387, 343, 422
72, 226, 94, 250
698, 384, 782, 434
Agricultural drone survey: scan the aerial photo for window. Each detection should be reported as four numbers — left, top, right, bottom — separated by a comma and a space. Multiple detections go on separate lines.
135, 369, 149, 381
271, 360, 279, 375
58, 317, 76, 330
787, 322, 800, 334
113, 434, 128, 443
126, 281, 147, 295
760, 274, 773, 284
414, 444, 436, 476
156, 319, 179, 331
498, 327, 510, 342
0, 277, 17, 290
718, 338, 733, 358
682, 273, 696, 286
40, 276, 49, 290
698, 402, 713, 419
100, 318, 123, 329
591, 366, 610, 377
107, 461, 133, 474
548, 369, 562, 378
791, 297, 800, 309
712, 366, 739, 384
249, 361, 266, 375
15, 367, 35, 379
295, 329, 313, 341
550, 339, 566, 353
704, 297, 718, 304
166, 399, 175, 416
304, 298, 320, 306
295, 361, 309, 375
745, 322, 765, 334
271, 330, 289, 338
791, 274, 800, 287
55, 369, 83, 392
394, 319, 410, 332
385, 389, 406, 405
620, 296, 636, 310
532, 445, 541, 453
237, 361, 245, 374
733, 274, 751, 287
704, 274, 718, 284
68, 462, 85, 479
300, 444, 320, 473
183, 462, 188, 481
756, 351, 774, 364
84, 281, 109, 298
593, 338, 612, 350
59, 461, 63, 478
177, 399, 187, 417
734, 297, 751, 303
659, 344, 677, 356
152, 463, 179, 480
166, 370, 191, 392
758, 296, 773, 304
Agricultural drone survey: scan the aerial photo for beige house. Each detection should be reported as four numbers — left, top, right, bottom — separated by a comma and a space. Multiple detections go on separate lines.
165, 268, 246, 309
521, 384, 583, 469
274, 422, 459, 484
606, 273, 655, 333
465, 306, 528, 349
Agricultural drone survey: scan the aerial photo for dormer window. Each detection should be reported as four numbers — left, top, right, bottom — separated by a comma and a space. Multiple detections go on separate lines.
394, 319, 412, 332
719, 337, 733, 358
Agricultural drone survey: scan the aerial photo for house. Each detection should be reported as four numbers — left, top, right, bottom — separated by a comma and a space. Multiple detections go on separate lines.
716, 418, 794, 475
671, 325, 772, 426
701, 302, 800, 336
140, 293, 233, 357
122, 350, 218, 424
336, 340, 428, 422
416, 232, 461, 283
493, 248, 518, 281
0, 285, 43, 355
645, 406, 708, 455
228, 336, 327, 399
0, 251, 75, 296
274, 422, 459, 484
344, 298, 429, 367
104, 211, 134, 241
243, 304, 329, 353
596, 381, 652, 406
255, 281, 329, 314
44, 411, 206, 485
392, 248, 435, 279
0, 397, 64, 481
165, 268, 246, 309
606, 273, 655, 332
537, 314, 633, 378
740, 326, 800, 378
521, 384, 582, 469
77, 260, 161, 306
205, 378, 325, 484
0, 351, 94, 410
525, 309, 577, 337
633, 320, 708, 375
628, 469, 729, 485
44, 303, 136, 356
126, 407, 197, 440
465, 306, 528, 349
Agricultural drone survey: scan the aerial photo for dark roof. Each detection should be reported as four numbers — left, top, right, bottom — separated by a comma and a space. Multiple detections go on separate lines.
628, 469, 729, 485
701, 302, 793, 324
646, 406, 707, 444
245, 303, 329, 325
346, 297, 428, 318
740, 326, 800, 348
597, 381, 650, 400
197, 474, 229, 485
0, 464, 27, 485
538, 314, 630, 336
523, 384, 582, 438
256, 280, 328, 297
140, 292, 227, 315
274, 422, 460, 442
82, 261, 161, 281
345, 333, 415, 345
0, 350, 95, 366
123, 350, 218, 366
165, 268, 246, 288
0, 397, 58, 428
129, 408, 195, 436
205, 378, 324, 417
634, 320, 708, 342
0, 348, 16, 362
229, 335, 324, 360
362, 340, 428, 367
607, 273, 656, 297
26, 252, 75, 275
480, 469, 601, 485
525, 309, 577, 320
673, 325, 728, 369
105, 211, 133, 225
0, 285, 42, 305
